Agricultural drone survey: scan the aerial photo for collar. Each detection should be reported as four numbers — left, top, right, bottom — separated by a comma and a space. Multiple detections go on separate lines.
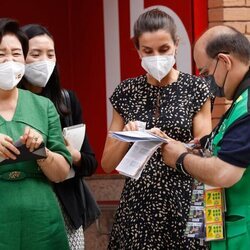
233, 69, 250, 101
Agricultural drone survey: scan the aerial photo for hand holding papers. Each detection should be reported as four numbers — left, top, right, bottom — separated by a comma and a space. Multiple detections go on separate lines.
109, 130, 167, 180
110, 130, 195, 180
63, 123, 86, 151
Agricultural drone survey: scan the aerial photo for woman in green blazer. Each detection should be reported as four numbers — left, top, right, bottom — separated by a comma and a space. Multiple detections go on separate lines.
0, 18, 71, 250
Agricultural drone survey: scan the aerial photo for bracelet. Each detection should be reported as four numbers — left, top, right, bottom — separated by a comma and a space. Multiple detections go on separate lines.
37, 149, 54, 165
175, 152, 190, 176
37, 148, 49, 163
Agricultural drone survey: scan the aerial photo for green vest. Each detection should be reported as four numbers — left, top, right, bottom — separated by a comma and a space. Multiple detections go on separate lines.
211, 89, 250, 250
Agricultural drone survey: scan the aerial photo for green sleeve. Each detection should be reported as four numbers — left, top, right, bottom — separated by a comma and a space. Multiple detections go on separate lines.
46, 100, 72, 165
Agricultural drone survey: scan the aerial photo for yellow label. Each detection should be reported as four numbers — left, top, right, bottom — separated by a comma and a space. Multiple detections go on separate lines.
206, 223, 224, 240
205, 189, 222, 206
205, 207, 223, 223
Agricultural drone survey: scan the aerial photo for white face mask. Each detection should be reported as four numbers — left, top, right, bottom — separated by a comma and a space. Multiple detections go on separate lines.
0, 61, 25, 90
24, 60, 56, 87
141, 55, 175, 82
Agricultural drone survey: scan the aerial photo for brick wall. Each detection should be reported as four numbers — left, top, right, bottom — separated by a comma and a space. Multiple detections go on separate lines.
208, 0, 250, 127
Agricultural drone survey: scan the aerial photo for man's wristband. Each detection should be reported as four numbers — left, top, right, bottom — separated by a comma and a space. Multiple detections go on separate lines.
175, 152, 190, 176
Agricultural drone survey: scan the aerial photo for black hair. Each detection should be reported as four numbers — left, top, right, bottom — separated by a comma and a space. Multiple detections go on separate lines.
133, 8, 178, 50
0, 18, 28, 57
206, 26, 250, 64
18, 24, 69, 116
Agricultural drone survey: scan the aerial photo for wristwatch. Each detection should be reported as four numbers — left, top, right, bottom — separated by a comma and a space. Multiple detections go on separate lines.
175, 152, 190, 176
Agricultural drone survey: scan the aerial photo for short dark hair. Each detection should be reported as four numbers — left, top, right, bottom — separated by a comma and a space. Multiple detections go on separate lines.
0, 18, 28, 57
206, 26, 250, 64
133, 8, 178, 50
19, 24, 69, 117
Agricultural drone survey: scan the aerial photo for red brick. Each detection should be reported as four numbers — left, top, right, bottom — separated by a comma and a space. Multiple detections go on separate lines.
209, 0, 246, 8
209, 22, 246, 32
209, 8, 250, 22
246, 22, 250, 33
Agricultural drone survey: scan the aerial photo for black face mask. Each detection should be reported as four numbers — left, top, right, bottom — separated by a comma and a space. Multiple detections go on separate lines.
203, 57, 228, 98
205, 74, 225, 97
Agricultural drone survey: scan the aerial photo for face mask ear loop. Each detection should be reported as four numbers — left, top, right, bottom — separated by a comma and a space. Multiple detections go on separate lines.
214, 55, 229, 92
212, 58, 219, 76
221, 70, 229, 90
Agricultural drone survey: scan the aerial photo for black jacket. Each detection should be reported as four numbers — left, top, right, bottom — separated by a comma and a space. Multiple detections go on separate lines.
54, 90, 98, 229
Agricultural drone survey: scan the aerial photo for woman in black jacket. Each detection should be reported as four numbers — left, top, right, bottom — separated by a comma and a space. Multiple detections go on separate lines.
18, 23, 98, 250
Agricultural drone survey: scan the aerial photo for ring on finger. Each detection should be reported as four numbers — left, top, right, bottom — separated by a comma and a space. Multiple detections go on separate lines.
33, 136, 39, 142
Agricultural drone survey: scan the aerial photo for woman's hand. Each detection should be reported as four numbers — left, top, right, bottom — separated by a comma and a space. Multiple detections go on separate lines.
20, 126, 43, 152
0, 133, 20, 160
123, 121, 146, 131
64, 137, 81, 165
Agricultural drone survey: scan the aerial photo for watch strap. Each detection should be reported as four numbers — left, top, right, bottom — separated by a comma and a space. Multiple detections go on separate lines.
175, 152, 190, 176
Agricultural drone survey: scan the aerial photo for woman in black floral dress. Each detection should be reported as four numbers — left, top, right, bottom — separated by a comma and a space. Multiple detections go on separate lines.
102, 9, 212, 249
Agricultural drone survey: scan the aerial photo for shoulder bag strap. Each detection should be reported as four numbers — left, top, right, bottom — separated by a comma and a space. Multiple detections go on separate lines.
61, 89, 73, 126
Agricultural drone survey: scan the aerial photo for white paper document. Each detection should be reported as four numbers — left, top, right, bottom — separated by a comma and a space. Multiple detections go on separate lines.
63, 123, 86, 179
116, 141, 161, 180
110, 130, 166, 179
63, 123, 86, 151
111, 130, 195, 180
110, 130, 195, 149
109, 130, 168, 143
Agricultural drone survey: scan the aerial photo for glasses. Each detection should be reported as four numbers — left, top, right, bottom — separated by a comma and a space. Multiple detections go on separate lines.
199, 59, 219, 78
199, 51, 229, 78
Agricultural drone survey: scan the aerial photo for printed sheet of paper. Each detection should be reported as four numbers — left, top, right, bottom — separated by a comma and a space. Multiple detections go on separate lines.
116, 141, 161, 180
63, 123, 86, 179
109, 130, 194, 149
63, 123, 86, 151
111, 129, 195, 180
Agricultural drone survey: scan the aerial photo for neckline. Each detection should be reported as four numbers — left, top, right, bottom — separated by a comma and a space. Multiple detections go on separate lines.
0, 88, 20, 122
144, 71, 182, 89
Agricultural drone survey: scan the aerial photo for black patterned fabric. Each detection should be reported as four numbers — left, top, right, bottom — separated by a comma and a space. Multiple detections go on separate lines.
108, 73, 210, 250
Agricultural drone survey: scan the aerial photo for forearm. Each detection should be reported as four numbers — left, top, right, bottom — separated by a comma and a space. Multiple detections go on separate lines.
37, 149, 70, 182
183, 154, 244, 187
101, 138, 130, 173
74, 152, 98, 176
183, 154, 220, 186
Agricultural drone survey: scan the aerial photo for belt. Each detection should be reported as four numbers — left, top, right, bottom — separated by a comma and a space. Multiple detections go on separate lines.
0, 171, 45, 181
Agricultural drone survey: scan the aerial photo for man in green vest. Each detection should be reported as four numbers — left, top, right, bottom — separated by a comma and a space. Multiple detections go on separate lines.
161, 25, 250, 249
